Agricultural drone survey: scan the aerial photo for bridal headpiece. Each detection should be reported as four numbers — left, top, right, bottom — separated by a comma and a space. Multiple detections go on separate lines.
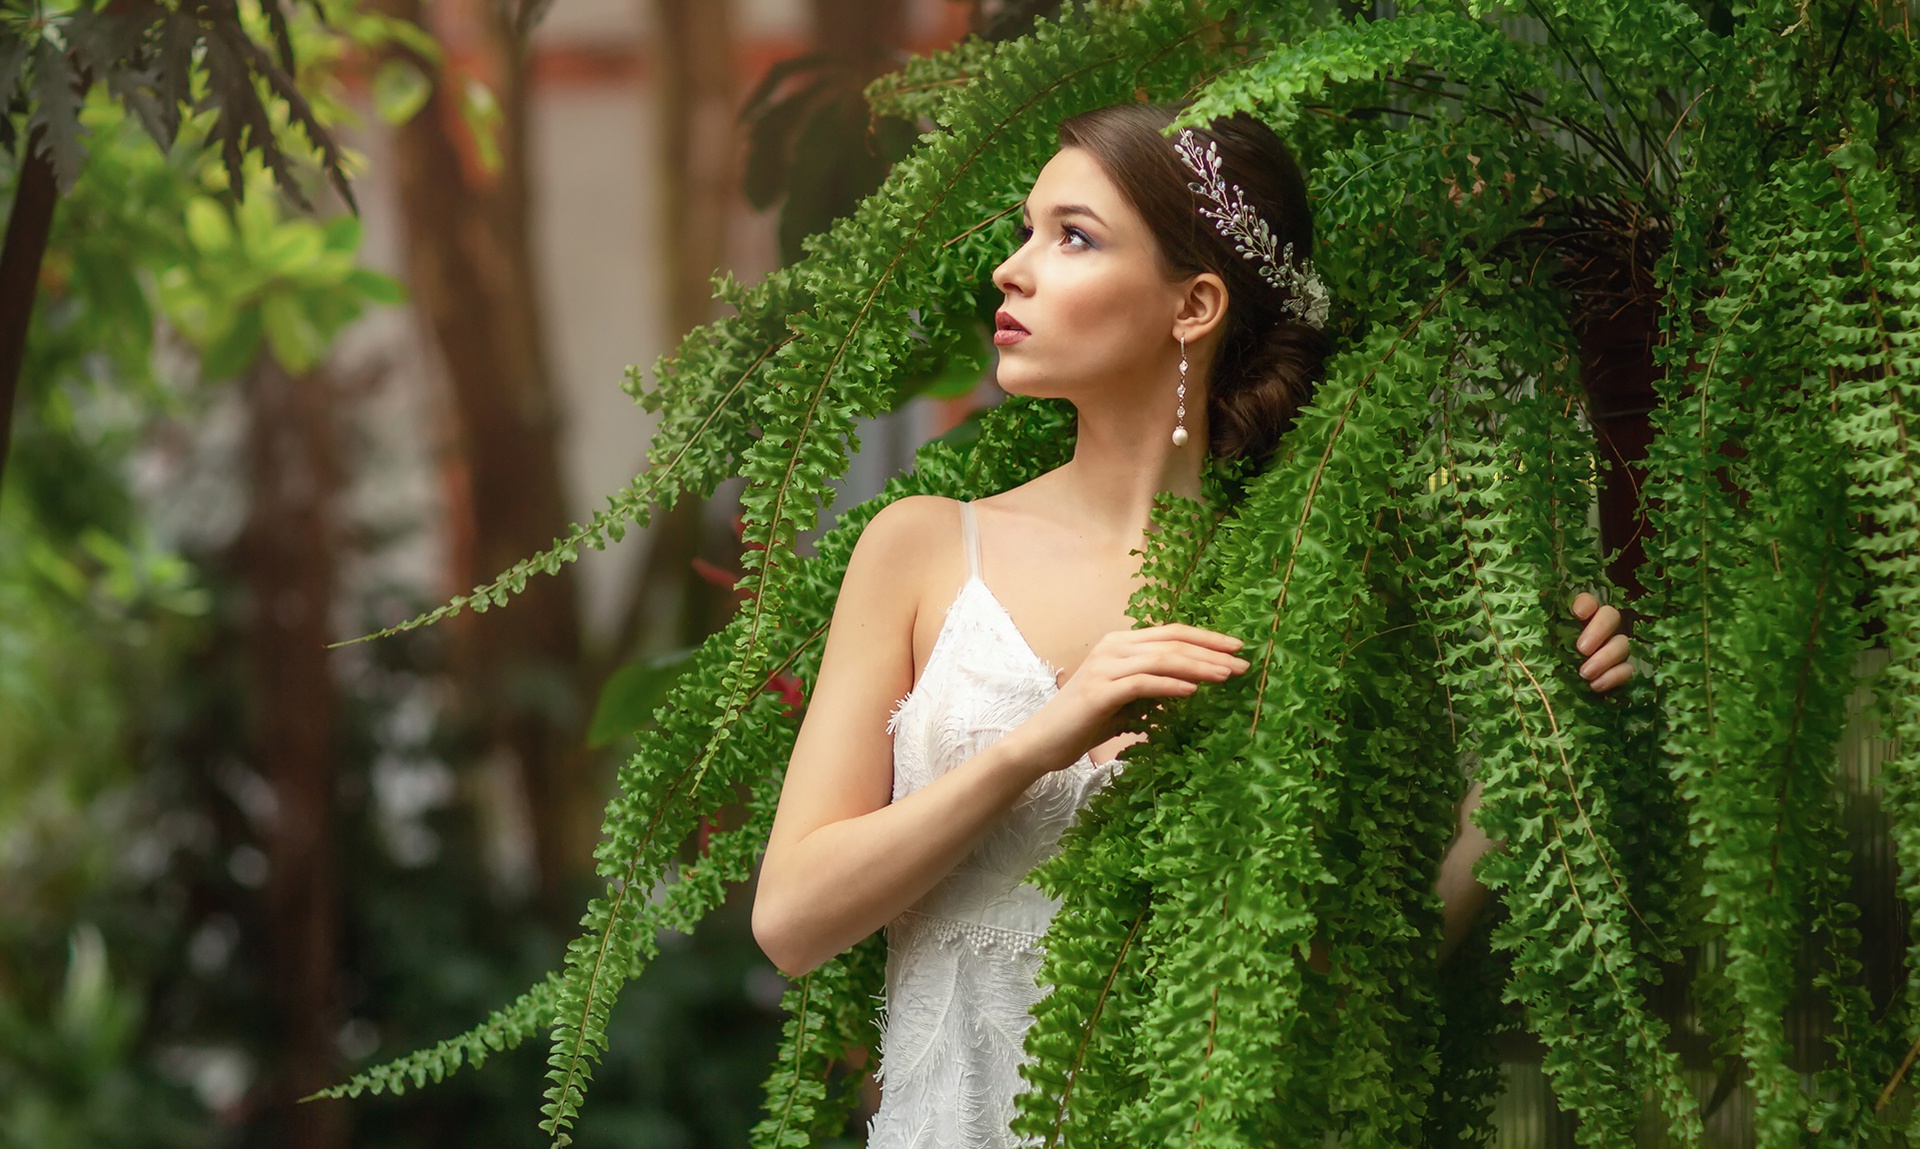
1174, 128, 1330, 330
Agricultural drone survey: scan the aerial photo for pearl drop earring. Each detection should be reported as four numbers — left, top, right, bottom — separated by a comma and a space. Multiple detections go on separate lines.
1171, 334, 1189, 447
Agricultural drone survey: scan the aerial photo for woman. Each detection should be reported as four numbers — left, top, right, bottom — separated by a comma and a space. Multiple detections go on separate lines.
751, 104, 1633, 1147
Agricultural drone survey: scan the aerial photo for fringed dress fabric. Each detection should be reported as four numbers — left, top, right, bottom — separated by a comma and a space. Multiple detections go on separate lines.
867, 499, 1122, 1149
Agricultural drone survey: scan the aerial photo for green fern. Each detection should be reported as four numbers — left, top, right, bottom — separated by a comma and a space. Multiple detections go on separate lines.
317, 3, 1920, 1144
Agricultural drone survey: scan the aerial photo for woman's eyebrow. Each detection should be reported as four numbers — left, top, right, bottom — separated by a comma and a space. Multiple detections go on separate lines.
1021, 201, 1108, 227
1050, 203, 1107, 226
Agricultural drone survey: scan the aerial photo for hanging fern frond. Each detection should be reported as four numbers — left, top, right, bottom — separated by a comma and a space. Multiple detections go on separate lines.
1009, 485, 1226, 1147
1640, 152, 1882, 1144
302, 971, 564, 1101
749, 935, 887, 1149
1809, 127, 1920, 1136
865, 34, 1002, 123
1408, 287, 1695, 1146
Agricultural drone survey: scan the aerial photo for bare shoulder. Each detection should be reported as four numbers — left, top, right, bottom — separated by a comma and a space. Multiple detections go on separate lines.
811, 496, 964, 699
829, 495, 960, 623
849, 494, 962, 572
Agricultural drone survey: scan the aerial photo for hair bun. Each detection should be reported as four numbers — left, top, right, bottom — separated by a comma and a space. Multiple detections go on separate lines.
1209, 319, 1330, 465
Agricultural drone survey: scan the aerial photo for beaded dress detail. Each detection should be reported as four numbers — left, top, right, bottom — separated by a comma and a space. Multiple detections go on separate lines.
867, 500, 1123, 1149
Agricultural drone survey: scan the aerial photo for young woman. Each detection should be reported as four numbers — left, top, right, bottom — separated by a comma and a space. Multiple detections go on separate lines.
751, 104, 1634, 1147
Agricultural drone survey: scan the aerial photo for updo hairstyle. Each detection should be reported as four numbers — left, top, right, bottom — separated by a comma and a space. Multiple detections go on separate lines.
1056, 103, 1330, 466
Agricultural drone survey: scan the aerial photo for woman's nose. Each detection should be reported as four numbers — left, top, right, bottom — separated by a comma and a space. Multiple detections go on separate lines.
991, 248, 1029, 296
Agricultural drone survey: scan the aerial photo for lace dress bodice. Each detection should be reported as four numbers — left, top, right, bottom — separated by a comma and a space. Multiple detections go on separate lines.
868, 499, 1122, 1149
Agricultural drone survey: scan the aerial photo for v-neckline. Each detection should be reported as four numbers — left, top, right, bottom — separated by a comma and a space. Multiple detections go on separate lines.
892, 576, 1134, 771
899, 576, 1064, 714
959, 498, 1071, 689
965, 575, 1068, 688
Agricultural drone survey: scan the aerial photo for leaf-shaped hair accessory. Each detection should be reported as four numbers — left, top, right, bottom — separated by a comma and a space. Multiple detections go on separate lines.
1174, 127, 1331, 329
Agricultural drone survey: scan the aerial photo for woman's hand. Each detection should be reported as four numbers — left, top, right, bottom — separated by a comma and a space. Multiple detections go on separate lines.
1001, 623, 1249, 775
1571, 591, 1633, 693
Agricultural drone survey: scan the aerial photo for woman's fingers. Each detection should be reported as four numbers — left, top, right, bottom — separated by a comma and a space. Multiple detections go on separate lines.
1576, 601, 1622, 656
1114, 673, 1204, 699
1579, 632, 1630, 680
1568, 591, 1634, 693
1130, 622, 1246, 652
1587, 660, 1633, 693
1071, 637, 1252, 711
1092, 649, 1248, 694
1027, 628, 1251, 776
1105, 640, 1249, 676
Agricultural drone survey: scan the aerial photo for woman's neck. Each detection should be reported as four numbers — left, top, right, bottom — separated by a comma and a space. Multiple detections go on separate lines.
1044, 400, 1210, 539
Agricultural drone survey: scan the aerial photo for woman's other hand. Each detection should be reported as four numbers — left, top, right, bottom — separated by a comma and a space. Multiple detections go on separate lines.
1571, 591, 1633, 693
1003, 623, 1249, 775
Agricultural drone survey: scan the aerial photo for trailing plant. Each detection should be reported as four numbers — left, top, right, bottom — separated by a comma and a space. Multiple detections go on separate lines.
321, 0, 1920, 1144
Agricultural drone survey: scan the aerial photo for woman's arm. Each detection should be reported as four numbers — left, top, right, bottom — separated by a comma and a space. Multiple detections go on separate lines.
1435, 592, 1634, 963
1436, 781, 1492, 964
752, 497, 1248, 977
752, 497, 1013, 977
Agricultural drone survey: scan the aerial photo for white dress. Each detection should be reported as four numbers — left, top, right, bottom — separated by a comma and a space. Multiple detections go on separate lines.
867, 499, 1124, 1149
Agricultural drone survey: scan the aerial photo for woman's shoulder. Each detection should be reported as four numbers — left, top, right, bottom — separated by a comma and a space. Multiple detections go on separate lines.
837, 497, 965, 630
857, 494, 964, 549
842, 495, 964, 583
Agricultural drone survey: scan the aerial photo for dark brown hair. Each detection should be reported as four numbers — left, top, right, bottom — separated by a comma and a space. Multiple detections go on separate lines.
1057, 103, 1330, 466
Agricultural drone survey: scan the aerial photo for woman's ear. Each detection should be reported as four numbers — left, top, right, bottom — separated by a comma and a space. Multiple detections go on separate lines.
1173, 271, 1228, 344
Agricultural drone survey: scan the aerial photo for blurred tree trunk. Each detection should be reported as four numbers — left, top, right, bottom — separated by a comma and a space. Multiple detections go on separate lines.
0, 139, 57, 497
374, 0, 599, 915
653, 0, 736, 339
600, 0, 741, 659
239, 357, 345, 1149
1579, 300, 1657, 602
1567, 239, 1661, 606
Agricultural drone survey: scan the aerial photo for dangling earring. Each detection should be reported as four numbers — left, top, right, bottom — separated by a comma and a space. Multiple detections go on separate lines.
1171, 333, 1190, 447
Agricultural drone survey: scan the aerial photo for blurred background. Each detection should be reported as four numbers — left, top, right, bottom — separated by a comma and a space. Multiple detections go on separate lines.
4, 0, 1900, 1145
1, 0, 1023, 1145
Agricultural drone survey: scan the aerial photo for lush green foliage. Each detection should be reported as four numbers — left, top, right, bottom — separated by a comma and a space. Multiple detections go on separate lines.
0, 0, 431, 201
330, 0, 1920, 1143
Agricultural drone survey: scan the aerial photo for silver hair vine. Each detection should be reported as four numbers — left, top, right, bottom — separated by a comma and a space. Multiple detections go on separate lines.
1174, 128, 1330, 330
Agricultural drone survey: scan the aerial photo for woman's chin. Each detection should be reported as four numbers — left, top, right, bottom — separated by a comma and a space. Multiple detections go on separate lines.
990, 360, 1058, 401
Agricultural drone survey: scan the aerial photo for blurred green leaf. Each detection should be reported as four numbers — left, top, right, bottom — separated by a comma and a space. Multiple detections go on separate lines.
260, 293, 323, 371
324, 212, 362, 251
183, 198, 232, 254
587, 648, 698, 747
461, 78, 502, 175
258, 221, 325, 275
200, 307, 263, 381
372, 58, 432, 126
348, 267, 406, 304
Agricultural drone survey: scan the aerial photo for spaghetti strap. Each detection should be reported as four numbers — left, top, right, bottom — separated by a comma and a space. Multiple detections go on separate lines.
959, 499, 983, 581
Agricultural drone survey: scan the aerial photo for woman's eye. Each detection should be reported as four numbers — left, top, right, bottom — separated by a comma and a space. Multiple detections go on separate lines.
1062, 226, 1093, 249
1014, 224, 1034, 243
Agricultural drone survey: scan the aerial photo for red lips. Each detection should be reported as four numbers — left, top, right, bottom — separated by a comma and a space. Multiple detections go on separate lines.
993, 310, 1029, 347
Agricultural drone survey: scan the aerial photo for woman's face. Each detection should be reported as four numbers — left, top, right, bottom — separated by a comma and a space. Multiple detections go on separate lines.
989, 146, 1190, 403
